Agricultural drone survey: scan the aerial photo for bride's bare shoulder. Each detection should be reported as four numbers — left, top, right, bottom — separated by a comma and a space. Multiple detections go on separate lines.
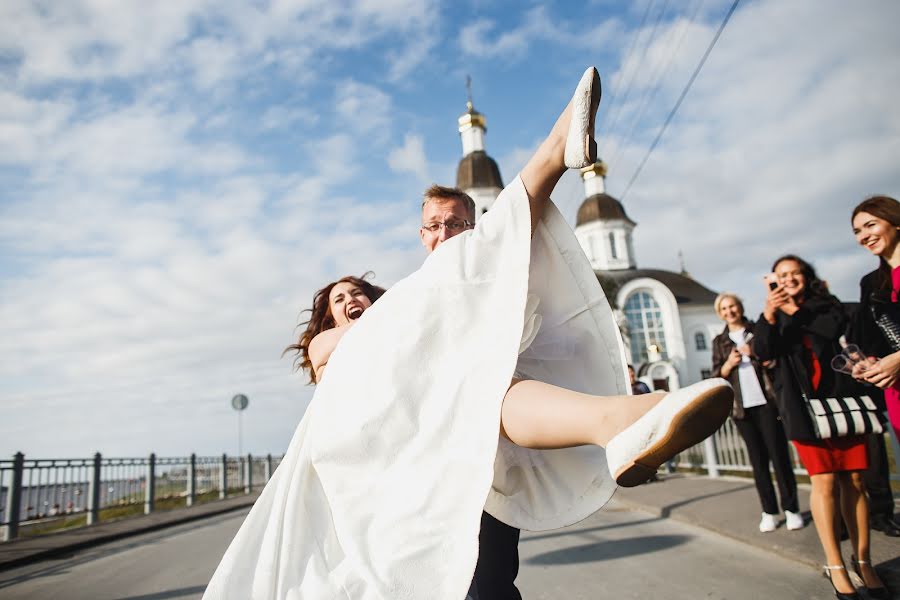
309, 323, 355, 380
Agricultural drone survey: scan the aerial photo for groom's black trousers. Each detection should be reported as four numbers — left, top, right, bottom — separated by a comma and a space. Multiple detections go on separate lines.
471, 511, 522, 600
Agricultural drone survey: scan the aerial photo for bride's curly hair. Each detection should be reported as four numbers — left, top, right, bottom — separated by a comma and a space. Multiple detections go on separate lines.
283, 272, 386, 384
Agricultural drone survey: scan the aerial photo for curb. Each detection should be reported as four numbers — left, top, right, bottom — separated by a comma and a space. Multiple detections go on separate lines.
0, 496, 257, 573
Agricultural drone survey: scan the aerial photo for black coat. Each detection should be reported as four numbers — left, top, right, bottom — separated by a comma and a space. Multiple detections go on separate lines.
753, 296, 848, 441
710, 320, 775, 420
848, 268, 900, 358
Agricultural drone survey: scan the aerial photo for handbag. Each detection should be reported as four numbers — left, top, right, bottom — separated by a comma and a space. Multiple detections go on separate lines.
787, 353, 884, 439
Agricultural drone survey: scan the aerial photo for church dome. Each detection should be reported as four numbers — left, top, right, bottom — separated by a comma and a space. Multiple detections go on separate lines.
576, 193, 635, 226
456, 150, 503, 190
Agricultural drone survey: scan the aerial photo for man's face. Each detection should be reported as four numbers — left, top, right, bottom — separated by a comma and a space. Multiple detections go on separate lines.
420, 198, 474, 253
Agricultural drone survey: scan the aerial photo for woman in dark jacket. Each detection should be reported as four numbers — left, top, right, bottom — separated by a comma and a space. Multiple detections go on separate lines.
755, 255, 886, 599
849, 195, 900, 434
711, 292, 801, 533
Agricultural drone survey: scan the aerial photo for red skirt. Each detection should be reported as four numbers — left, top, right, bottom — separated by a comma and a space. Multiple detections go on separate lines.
792, 436, 868, 476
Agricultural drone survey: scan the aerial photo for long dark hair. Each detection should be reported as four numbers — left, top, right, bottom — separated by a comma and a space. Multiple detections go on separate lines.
852, 195, 900, 292
771, 254, 838, 306
283, 272, 386, 384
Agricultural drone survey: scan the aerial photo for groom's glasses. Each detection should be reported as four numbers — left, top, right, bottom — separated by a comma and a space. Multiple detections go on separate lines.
421, 219, 473, 234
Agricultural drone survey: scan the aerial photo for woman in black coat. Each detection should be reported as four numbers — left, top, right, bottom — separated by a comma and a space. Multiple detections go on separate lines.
754, 255, 886, 599
849, 195, 900, 435
711, 292, 800, 533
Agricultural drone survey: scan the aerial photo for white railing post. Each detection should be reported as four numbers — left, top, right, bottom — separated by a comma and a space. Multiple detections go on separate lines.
187, 453, 196, 507
144, 453, 156, 514
219, 454, 228, 499
87, 452, 101, 525
2, 452, 24, 541
703, 436, 720, 478
244, 454, 252, 494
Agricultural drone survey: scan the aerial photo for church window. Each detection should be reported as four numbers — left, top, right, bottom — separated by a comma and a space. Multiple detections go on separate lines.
609, 232, 617, 259
623, 291, 668, 365
694, 331, 707, 351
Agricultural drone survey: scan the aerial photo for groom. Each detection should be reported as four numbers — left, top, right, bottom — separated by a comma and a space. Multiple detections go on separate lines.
419, 183, 523, 600
416, 67, 603, 600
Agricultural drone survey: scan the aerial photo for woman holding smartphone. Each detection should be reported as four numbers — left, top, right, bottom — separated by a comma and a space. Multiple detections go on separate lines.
711, 292, 801, 533
755, 255, 887, 599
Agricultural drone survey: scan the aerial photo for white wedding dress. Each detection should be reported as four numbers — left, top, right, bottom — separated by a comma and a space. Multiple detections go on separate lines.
203, 176, 629, 599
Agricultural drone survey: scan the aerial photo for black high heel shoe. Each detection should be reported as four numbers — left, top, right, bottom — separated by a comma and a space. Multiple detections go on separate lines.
850, 555, 891, 600
823, 565, 860, 600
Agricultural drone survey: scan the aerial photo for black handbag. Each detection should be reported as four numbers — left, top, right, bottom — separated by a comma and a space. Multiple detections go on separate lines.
787, 354, 884, 439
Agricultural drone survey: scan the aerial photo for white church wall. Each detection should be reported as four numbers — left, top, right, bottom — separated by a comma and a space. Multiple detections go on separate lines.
575, 220, 634, 270
679, 305, 723, 385
470, 186, 503, 219
616, 278, 687, 382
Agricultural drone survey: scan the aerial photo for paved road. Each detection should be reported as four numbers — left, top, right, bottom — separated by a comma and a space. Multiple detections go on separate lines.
0, 502, 827, 599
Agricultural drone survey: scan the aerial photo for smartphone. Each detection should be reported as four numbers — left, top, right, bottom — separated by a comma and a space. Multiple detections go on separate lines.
765, 273, 778, 290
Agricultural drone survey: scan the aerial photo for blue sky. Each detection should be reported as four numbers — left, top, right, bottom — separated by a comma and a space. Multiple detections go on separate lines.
2, 0, 899, 458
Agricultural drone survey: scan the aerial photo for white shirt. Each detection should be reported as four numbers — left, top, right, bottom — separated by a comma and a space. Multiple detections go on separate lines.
728, 328, 767, 409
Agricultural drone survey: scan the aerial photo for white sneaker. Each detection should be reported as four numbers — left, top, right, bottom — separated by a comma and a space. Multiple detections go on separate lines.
785, 510, 804, 531
564, 67, 601, 169
605, 379, 733, 487
759, 513, 778, 533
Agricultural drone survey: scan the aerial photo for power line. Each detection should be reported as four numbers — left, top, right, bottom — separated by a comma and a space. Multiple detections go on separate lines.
601, 0, 671, 156
620, 0, 741, 201
598, 0, 655, 149
608, 0, 706, 171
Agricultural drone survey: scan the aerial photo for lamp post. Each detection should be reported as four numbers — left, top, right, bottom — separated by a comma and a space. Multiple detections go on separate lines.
231, 394, 249, 457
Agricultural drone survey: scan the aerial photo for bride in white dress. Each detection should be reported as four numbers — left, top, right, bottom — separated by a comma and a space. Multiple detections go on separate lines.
203, 67, 733, 600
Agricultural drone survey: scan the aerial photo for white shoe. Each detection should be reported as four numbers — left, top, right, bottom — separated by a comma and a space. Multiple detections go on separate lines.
605, 379, 733, 487
564, 67, 601, 169
785, 510, 804, 531
759, 513, 778, 533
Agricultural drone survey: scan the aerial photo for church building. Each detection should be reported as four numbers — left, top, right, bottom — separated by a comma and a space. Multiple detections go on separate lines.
454, 98, 723, 391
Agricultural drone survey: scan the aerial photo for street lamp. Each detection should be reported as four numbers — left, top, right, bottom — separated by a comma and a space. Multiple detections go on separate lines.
231, 394, 249, 457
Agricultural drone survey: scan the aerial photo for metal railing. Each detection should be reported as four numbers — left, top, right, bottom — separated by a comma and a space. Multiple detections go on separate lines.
0, 453, 282, 542
672, 416, 900, 484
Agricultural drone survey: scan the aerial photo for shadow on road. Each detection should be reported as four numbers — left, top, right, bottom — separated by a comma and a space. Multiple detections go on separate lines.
652, 482, 754, 518
525, 534, 691, 565
111, 585, 207, 600
521, 514, 664, 544
0, 512, 238, 590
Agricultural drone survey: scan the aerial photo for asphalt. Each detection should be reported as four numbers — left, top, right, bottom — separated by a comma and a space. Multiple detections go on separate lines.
614, 473, 900, 591
1, 474, 898, 591
0, 492, 259, 572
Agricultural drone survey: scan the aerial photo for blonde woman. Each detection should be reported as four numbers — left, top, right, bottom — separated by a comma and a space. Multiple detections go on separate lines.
711, 292, 801, 533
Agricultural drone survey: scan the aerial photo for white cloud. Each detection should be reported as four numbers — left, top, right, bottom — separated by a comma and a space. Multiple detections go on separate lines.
388, 133, 430, 183
596, 0, 900, 314
334, 80, 393, 136
1, 0, 897, 462
459, 7, 621, 60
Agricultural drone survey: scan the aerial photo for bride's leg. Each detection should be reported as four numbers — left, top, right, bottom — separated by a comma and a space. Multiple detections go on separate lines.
500, 377, 733, 486
500, 379, 663, 449
518, 67, 600, 233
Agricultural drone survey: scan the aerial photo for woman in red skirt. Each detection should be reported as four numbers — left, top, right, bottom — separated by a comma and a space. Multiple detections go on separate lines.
755, 255, 887, 600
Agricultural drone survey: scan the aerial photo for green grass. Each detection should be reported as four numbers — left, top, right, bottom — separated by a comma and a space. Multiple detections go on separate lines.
17, 488, 250, 538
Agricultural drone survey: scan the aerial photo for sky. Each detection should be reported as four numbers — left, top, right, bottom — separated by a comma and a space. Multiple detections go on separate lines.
2, 0, 898, 459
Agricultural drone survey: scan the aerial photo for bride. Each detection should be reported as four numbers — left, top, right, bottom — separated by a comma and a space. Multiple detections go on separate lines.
203, 67, 732, 600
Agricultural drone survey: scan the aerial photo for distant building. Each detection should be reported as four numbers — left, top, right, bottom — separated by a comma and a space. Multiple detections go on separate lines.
453, 99, 721, 390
